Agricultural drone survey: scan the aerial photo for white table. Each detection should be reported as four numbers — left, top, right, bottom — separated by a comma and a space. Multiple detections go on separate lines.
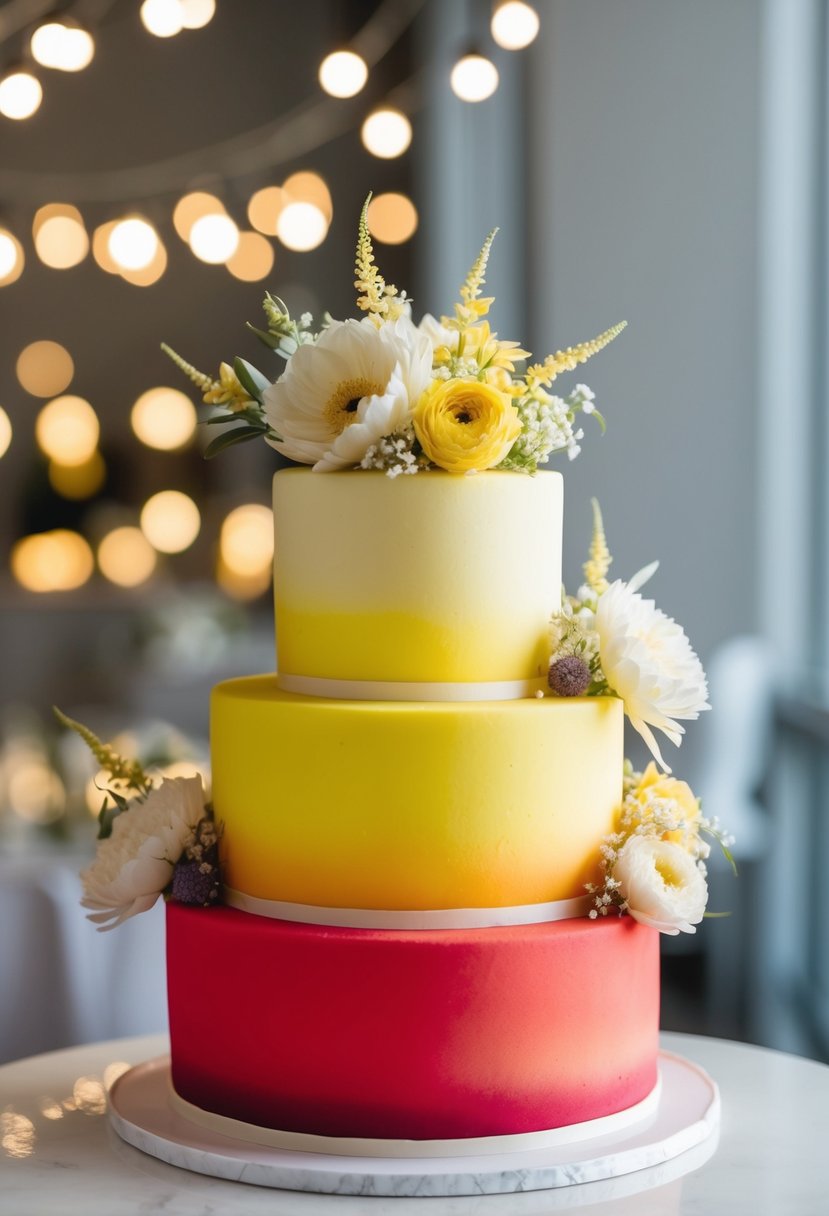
0, 1032, 825, 1214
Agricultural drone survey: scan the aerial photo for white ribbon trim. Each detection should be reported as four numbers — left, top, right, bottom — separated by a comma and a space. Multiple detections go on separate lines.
276, 673, 547, 702
168, 1075, 662, 1159
223, 888, 593, 930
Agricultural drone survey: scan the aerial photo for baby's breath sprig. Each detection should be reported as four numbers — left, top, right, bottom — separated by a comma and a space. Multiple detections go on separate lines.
526, 321, 627, 389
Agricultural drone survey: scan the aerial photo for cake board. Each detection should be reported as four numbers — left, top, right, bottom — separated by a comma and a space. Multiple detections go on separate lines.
107, 1048, 719, 1198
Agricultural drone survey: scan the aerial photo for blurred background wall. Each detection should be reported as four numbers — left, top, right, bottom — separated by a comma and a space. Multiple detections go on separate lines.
1, 0, 827, 1065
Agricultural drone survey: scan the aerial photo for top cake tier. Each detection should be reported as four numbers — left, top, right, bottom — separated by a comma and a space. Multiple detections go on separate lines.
272, 468, 563, 691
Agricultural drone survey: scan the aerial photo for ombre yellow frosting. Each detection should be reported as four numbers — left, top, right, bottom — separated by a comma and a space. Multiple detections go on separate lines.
272, 468, 563, 684
211, 677, 623, 911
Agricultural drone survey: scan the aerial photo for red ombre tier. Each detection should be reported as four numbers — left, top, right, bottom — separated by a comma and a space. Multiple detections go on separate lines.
167, 903, 660, 1141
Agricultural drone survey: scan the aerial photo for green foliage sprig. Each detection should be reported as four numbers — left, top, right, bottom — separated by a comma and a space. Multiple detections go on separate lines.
53, 707, 154, 838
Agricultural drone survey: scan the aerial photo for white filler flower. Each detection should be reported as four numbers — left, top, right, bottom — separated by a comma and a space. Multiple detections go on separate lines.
81, 776, 205, 930
595, 579, 709, 770
614, 836, 708, 935
264, 316, 433, 471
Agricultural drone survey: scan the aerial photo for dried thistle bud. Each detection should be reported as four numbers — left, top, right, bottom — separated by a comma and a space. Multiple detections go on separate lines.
548, 655, 591, 697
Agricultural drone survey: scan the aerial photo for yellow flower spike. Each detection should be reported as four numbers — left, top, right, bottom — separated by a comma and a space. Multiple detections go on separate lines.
203, 363, 254, 412
528, 321, 627, 388
584, 498, 612, 594
354, 192, 399, 319
161, 342, 221, 397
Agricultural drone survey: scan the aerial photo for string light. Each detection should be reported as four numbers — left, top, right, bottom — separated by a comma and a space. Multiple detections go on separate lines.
35, 396, 99, 465
318, 50, 367, 98
98, 526, 157, 587
140, 490, 201, 553
276, 202, 328, 252
31, 22, 96, 72
491, 1, 540, 50
282, 171, 333, 221
11, 530, 94, 592
140, 0, 184, 38
33, 205, 88, 269
0, 70, 43, 120
0, 407, 11, 459
179, 0, 216, 29
360, 108, 412, 159
450, 53, 499, 102
226, 231, 275, 282
91, 221, 119, 272
119, 239, 167, 286
48, 451, 106, 500
108, 217, 159, 271
173, 191, 225, 240
247, 187, 284, 236
218, 504, 273, 599
0, 230, 25, 285
189, 213, 239, 263
131, 387, 197, 451
16, 340, 74, 398
367, 193, 418, 244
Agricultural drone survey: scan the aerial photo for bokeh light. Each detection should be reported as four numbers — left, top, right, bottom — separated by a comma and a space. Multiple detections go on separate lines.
0, 229, 24, 285
140, 0, 183, 38
108, 217, 159, 271
0, 407, 11, 459
118, 239, 167, 286
189, 213, 239, 263
318, 50, 367, 98
98, 526, 157, 587
450, 54, 500, 102
276, 202, 328, 252
0, 71, 42, 120
226, 231, 275, 281
92, 221, 119, 273
247, 186, 284, 235
11, 530, 94, 592
33, 205, 88, 269
7, 763, 65, 823
491, 1, 540, 50
282, 172, 333, 221
367, 193, 418, 244
16, 340, 74, 398
218, 504, 273, 598
179, 0, 216, 29
131, 386, 197, 451
48, 451, 106, 500
173, 191, 225, 240
35, 396, 99, 465
31, 22, 96, 71
140, 490, 201, 553
360, 109, 412, 159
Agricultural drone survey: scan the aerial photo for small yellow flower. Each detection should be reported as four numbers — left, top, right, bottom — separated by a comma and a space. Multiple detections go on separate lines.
203, 363, 253, 412
633, 762, 700, 845
413, 378, 522, 473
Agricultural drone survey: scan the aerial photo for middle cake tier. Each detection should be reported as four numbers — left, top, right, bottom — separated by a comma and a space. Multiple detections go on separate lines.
212, 676, 623, 911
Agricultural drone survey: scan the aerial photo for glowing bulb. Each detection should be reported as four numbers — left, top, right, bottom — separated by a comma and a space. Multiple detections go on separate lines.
0, 71, 43, 120
48, 451, 106, 500
118, 239, 167, 286
140, 490, 201, 553
98, 527, 157, 588
33, 207, 88, 269
491, 1, 539, 49
16, 340, 74, 397
131, 387, 197, 451
173, 191, 225, 240
35, 396, 99, 465
140, 0, 184, 38
0, 230, 24, 285
247, 187, 284, 235
0, 407, 11, 458
367, 193, 418, 244
361, 109, 412, 159
31, 22, 96, 71
276, 202, 327, 252
282, 172, 333, 221
226, 231, 275, 282
92, 221, 119, 272
318, 50, 367, 98
179, 0, 215, 28
108, 217, 159, 271
219, 504, 273, 577
189, 213, 239, 263
11, 530, 94, 592
450, 53, 499, 102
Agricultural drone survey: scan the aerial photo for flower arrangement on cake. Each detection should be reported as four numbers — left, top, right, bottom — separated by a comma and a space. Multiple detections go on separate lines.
162, 194, 624, 475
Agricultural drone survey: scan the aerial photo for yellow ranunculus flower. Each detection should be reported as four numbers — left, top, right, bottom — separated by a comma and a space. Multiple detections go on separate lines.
413, 378, 522, 473
633, 762, 700, 845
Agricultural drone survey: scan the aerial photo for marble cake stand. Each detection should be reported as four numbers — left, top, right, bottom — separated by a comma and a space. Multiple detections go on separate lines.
107, 1049, 719, 1198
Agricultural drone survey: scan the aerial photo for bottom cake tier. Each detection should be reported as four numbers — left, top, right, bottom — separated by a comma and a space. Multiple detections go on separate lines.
167, 903, 660, 1142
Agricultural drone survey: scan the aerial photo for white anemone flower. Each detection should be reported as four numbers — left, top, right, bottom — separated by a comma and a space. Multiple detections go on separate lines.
81, 776, 205, 930
594, 579, 709, 771
613, 836, 708, 935
263, 317, 433, 471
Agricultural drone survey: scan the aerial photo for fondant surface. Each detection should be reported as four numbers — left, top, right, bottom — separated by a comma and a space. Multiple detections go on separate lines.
272, 468, 563, 683
211, 677, 623, 908
167, 903, 660, 1141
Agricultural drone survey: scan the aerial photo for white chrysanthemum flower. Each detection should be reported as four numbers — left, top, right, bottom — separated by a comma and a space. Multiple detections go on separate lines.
594, 579, 709, 770
80, 776, 205, 930
613, 836, 708, 935
263, 317, 433, 472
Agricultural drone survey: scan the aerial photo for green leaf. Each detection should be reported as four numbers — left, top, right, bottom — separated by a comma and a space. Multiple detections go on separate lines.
204, 426, 266, 459
233, 357, 271, 402
245, 322, 283, 352
703, 910, 733, 919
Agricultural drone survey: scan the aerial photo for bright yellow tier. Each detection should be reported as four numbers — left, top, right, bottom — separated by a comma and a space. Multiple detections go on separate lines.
211, 676, 623, 910
272, 468, 563, 685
